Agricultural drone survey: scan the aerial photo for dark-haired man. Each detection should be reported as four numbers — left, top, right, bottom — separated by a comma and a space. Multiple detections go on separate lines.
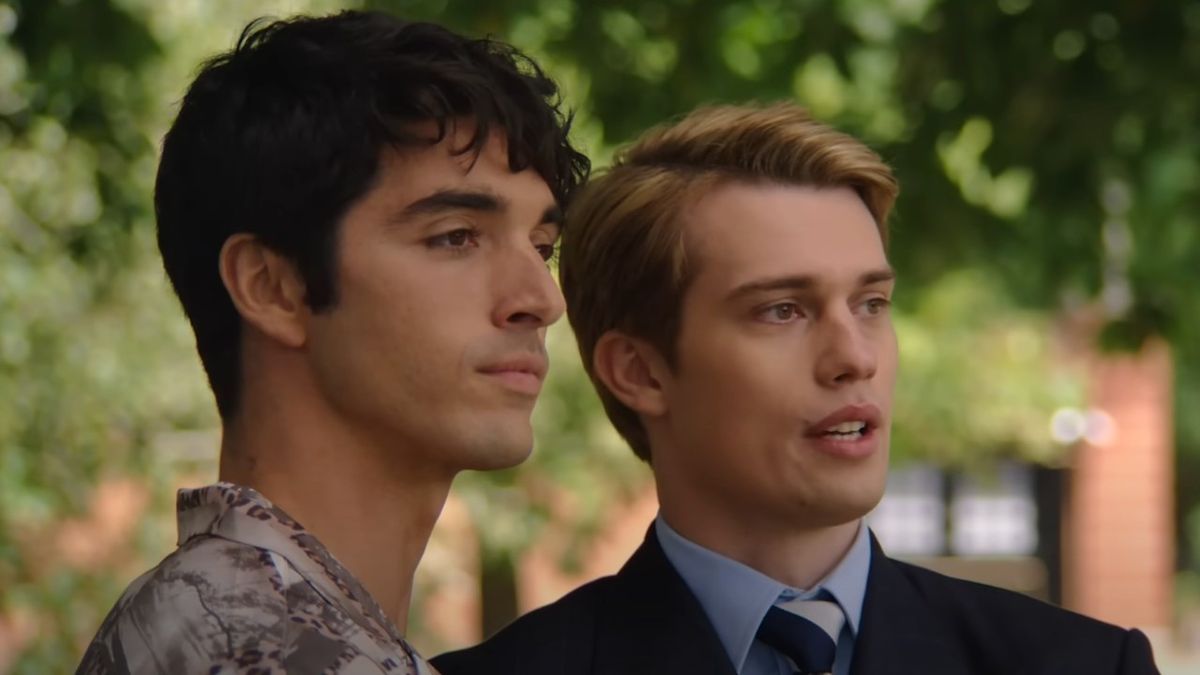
78, 10, 587, 674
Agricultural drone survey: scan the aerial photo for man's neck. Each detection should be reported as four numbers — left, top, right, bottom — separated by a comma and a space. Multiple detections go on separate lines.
218, 400, 453, 634
657, 487, 861, 590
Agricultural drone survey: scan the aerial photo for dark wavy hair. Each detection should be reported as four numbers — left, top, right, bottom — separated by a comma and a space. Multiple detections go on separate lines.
155, 10, 590, 419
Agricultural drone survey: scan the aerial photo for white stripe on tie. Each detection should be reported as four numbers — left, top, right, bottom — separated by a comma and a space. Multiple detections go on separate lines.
755, 598, 844, 675
775, 597, 844, 643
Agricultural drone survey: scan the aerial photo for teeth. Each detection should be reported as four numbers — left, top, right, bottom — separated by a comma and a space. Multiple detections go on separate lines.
825, 420, 866, 434
824, 429, 864, 442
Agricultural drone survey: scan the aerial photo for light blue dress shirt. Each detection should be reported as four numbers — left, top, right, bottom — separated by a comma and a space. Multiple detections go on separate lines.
655, 515, 871, 675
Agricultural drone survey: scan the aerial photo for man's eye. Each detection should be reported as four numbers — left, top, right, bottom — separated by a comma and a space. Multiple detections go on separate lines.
762, 303, 801, 323
535, 243, 558, 262
427, 228, 479, 250
863, 297, 891, 315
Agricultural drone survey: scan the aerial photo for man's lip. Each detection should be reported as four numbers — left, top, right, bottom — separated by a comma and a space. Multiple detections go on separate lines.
806, 404, 882, 435
477, 355, 548, 381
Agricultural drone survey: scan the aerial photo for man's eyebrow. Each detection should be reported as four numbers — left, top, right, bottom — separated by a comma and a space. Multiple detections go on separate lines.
393, 189, 562, 231
541, 205, 564, 226
859, 268, 897, 286
397, 188, 507, 221
727, 274, 817, 301
726, 267, 896, 301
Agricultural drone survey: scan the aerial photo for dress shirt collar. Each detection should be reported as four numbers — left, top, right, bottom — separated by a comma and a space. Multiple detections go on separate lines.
654, 514, 871, 673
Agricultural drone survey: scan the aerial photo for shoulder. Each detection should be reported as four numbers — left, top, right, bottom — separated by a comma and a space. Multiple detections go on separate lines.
118, 534, 295, 616
886, 557, 1157, 672
78, 536, 294, 673
891, 557, 1117, 632
77, 535, 371, 674
432, 574, 616, 675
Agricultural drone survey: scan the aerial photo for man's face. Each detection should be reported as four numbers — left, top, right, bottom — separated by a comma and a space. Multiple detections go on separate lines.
653, 182, 896, 530
305, 129, 564, 473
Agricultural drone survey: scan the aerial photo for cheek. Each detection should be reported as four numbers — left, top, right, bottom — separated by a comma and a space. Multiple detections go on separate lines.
682, 316, 794, 383
876, 325, 900, 387
341, 245, 482, 339
315, 272, 454, 389
672, 339, 795, 438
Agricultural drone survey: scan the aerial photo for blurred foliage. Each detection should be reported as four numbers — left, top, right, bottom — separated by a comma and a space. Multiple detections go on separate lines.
0, 0, 1197, 670
0, 0, 187, 672
891, 270, 1082, 468
377, 0, 1200, 343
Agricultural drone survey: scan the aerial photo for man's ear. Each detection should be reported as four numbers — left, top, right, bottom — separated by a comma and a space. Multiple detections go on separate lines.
592, 330, 671, 418
218, 233, 310, 349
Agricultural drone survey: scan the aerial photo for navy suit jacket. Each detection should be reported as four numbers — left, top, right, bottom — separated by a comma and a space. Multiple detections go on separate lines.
433, 526, 1159, 675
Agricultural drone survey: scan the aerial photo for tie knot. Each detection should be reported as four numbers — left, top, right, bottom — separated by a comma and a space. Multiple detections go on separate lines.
755, 599, 843, 675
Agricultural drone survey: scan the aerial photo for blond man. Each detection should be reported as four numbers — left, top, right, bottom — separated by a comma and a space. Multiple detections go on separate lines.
433, 103, 1158, 675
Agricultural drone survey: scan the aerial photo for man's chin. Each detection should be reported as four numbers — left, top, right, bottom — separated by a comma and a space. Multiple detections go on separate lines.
829, 490, 886, 525
459, 430, 535, 471
791, 486, 886, 529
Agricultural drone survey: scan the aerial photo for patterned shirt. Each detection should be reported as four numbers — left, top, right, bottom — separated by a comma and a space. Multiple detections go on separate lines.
77, 483, 438, 675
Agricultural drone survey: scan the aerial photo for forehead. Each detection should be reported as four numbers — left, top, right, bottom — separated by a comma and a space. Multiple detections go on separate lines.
369, 125, 554, 207
684, 182, 888, 291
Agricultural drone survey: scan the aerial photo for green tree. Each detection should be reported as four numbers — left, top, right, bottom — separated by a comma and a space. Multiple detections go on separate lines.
382, 0, 1200, 344
0, 1, 175, 671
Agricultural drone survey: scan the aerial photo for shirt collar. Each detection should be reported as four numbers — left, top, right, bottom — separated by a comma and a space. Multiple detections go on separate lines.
654, 514, 871, 673
176, 482, 407, 647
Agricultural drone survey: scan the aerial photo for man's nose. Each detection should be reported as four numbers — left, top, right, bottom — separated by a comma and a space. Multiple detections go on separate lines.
491, 245, 566, 330
813, 311, 878, 387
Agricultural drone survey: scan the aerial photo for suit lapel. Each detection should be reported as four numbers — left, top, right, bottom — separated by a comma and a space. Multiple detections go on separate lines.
585, 527, 979, 675
850, 534, 974, 675
591, 525, 737, 675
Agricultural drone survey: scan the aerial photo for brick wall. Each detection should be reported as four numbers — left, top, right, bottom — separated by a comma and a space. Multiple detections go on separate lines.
1064, 338, 1174, 638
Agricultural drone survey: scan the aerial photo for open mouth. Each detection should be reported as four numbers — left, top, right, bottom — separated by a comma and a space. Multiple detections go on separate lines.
821, 420, 870, 441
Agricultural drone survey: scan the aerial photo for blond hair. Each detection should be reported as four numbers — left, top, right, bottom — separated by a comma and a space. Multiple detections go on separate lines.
560, 102, 898, 461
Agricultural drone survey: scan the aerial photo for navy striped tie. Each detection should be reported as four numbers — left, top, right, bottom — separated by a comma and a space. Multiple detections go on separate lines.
755, 598, 843, 675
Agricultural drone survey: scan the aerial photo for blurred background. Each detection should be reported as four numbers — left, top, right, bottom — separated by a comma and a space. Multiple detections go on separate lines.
1, 0, 1198, 672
